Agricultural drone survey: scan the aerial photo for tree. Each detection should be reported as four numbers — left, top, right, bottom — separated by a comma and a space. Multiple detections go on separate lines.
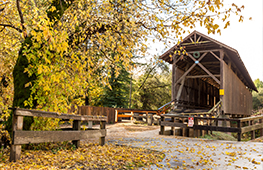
0, 0, 245, 131
252, 79, 263, 110
132, 61, 171, 110
98, 64, 130, 108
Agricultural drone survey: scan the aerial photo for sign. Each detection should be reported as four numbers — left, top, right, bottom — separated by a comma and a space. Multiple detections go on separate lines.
188, 117, 194, 127
220, 89, 224, 96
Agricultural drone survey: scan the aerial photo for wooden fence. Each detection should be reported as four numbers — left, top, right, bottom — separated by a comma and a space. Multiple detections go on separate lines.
9, 108, 107, 162
76, 106, 159, 124
77, 106, 115, 124
160, 114, 263, 141
115, 109, 158, 123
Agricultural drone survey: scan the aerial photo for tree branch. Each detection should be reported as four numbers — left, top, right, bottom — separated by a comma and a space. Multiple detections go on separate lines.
0, 23, 23, 32
16, 0, 26, 35
138, 64, 157, 90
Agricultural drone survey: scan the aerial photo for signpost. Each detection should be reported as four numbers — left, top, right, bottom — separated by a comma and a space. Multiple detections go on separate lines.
188, 117, 194, 127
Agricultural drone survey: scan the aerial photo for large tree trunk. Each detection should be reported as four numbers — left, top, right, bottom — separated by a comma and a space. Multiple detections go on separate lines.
6, 37, 36, 132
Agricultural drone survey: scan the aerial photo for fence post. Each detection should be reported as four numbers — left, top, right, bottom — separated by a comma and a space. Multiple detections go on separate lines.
206, 116, 209, 135
237, 120, 241, 141
10, 110, 24, 162
147, 114, 153, 126
72, 120, 80, 148
250, 120, 255, 140
115, 110, 118, 123
260, 119, 263, 137
88, 121, 93, 129
194, 117, 198, 138
99, 121, 106, 146
171, 117, 175, 135
160, 116, 164, 135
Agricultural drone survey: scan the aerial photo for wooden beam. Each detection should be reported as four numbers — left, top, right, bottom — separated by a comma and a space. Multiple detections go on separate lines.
99, 121, 106, 146
220, 50, 224, 111
174, 55, 183, 65
176, 64, 189, 101
201, 61, 220, 65
13, 130, 106, 145
72, 120, 81, 148
10, 114, 23, 162
210, 51, 221, 61
160, 121, 187, 128
194, 125, 240, 133
196, 35, 201, 42
197, 63, 220, 84
188, 52, 207, 63
188, 49, 221, 54
188, 52, 220, 85
160, 116, 165, 135
173, 63, 196, 89
173, 52, 208, 89
181, 41, 210, 46
172, 54, 177, 101
176, 76, 186, 101
190, 37, 194, 43
186, 75, 220, 79
14, 108, 107, 121
239, 115, 263, 122
241, 123, 263, 133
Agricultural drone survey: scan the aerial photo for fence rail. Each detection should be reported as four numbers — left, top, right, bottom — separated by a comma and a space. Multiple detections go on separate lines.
9, 108, 107, 162
160, 114, 263, 141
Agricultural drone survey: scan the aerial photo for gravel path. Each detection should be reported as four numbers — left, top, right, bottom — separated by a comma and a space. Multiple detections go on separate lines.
105, 123, 263, 170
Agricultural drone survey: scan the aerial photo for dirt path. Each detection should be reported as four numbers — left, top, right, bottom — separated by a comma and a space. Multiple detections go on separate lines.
102, 122, 263, 170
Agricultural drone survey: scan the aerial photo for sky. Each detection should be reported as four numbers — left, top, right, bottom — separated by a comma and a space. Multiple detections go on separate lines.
146, 0, 263, 82
201, 0, 263, 81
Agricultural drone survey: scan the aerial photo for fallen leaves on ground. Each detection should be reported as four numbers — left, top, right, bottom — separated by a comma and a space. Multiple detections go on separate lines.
0, 142, 165, 169
113, 137, 263, 169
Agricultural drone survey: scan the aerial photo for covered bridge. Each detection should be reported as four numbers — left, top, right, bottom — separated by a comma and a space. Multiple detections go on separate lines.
160, 31, 257, 116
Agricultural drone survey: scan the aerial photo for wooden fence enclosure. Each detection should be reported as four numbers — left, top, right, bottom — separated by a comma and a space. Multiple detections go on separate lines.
9, 108, 107, 162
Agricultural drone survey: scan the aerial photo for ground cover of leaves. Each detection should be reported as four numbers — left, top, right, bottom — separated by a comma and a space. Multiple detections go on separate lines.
111, 137, 263, 169
0, 142, 164, 169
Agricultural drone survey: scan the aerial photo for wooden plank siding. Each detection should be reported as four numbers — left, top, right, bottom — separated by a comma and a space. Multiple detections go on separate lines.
223, 62, 252, 115
78, 106, 115, 124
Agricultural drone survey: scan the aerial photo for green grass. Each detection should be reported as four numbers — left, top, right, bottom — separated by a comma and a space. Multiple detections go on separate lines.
200, 131, 237, 141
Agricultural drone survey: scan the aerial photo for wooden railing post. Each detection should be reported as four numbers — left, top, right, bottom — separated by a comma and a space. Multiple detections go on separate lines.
260, 119, 263, 137
194, 117, 198, 138
88, 121, 93, 129
131, 111, 134, 121
171, 117, 175, 135
237, 120, 241, 141
250, 120, 255, 140
99, 121, 106, 146
205, 115, 209, 135
115, 110, 118, 123
10, 110, 24, 162
160, 116, 165, 135
147, 114, 153, 126
72, 120, 81, 148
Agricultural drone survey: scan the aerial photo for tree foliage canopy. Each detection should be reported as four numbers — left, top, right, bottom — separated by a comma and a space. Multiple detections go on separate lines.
252, 79, 263, 110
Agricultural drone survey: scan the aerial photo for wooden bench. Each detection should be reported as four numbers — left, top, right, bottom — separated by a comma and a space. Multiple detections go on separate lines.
9, 108, 107, 162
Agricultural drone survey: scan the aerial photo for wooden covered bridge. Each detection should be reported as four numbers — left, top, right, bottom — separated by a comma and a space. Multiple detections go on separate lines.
158, 31, 263, 140
160, 30, 257, 116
